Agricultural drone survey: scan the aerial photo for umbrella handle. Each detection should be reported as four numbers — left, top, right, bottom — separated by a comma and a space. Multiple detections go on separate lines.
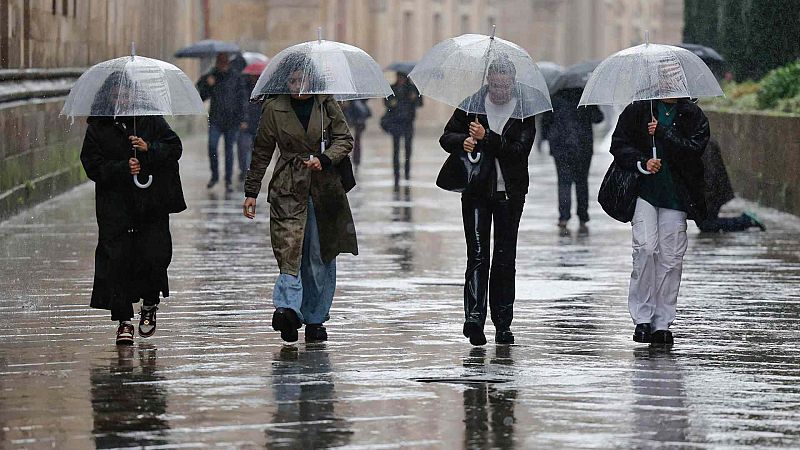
467, 152, 481, 163
134, 174, 153, 189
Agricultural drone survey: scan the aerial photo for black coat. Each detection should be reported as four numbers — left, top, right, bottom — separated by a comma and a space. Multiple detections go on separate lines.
383, 82, 422, 133
439, 89, 537, 197
196, 58, 247, 130
542, 88, 603, 159
241, 77, 262, 133
610, 100, 710, 220
80, 116, 185, 312
701, 137, 735, 219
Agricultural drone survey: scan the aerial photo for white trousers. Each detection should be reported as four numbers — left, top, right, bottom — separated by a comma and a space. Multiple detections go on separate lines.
628, 198, 688, 331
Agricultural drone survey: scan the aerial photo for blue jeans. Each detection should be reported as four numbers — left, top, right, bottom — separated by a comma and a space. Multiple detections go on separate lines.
696, 213, 753, 233
237, 131, 254, 181
208, 124, 238, 184
273, 198, 337, 325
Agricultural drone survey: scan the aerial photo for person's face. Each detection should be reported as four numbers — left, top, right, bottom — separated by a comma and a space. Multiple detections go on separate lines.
287, 69, 311, 99
487, 73, 514, 105
216, 53, 229, 71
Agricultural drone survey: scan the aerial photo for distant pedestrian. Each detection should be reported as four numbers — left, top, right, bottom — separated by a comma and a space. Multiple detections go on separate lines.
695, 137, 766, 233
80, 82, 186, 345
237, 72, 261, 184
243, 53, 357, 343
381, 72, 422, 184
341, 99, 371, 170
439, 55, 536, 346
542, 88, 604, 235
610, 97, 710, 347
196, 53, 247, 192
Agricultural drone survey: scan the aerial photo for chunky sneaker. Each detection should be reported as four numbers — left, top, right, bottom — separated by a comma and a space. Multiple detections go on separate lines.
116, 323, 135, 346
633, 323, 652, 343
495, 329, 515, 344
271, 308, 301, 343
743, 211, 766, 231
651, 330, 674, 346
463, 320, 487, 346
138, 306, 158, 338
305, 324, 328, 342
578, 221, 589, 235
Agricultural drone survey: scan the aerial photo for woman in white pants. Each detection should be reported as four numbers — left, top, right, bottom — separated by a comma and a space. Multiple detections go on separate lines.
610, 98, 710, 345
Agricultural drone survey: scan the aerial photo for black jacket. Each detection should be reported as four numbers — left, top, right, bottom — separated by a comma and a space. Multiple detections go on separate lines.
610, 100, 710, 220
196, 57, 247, 130
439, 88, 537, 197
700, 137, 735, 219
383, 82, 422, 130
241, 77, 262, 133
542, 88, 603, 158
80, 116, 185, 311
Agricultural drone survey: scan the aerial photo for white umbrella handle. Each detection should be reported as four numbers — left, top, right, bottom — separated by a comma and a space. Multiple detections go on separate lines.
134, 174, 153, 188
467, 152, 481, 163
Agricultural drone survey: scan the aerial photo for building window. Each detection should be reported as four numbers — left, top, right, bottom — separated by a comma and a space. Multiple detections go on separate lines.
487, 16, 495, 33
52, 0, 57, 15
402, 11, 413, 60
460, 14, 470, 34
62, 0, 68, 16
432, 13, 442, 43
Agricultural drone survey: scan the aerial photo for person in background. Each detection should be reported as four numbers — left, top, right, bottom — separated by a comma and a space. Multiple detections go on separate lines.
695, 137, 765, 233
341, 99, 371, 171
542, 87, 604, 235
196, 53, 247, 192
382, 72, 422, 185
238, 71, 261, 184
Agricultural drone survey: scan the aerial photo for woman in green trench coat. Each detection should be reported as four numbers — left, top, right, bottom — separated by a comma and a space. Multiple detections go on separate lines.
243, 57, 357, 343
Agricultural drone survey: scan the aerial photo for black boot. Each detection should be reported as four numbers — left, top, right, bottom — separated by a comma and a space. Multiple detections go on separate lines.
305, 324, 328, 342
633, 323, 652, 343
650, 330, 674, 346
271, 308, 301, 343
495, 328, 514, 344
463, 320, 487, 346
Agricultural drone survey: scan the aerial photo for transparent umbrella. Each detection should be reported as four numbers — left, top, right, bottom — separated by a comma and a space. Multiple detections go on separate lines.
251, 29, 392, 152
579, 39, 723, 158
537, 61, 565, 94
408, 26, 552, 120
61, 45, 206, 187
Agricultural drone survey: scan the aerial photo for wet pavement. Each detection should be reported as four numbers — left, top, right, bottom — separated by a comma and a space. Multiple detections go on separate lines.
1, 126, 799, 449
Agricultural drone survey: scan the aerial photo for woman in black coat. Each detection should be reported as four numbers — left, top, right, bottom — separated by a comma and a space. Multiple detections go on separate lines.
439, 56, 536, 346
610, 98, 709, 346
80, 110, 185, 345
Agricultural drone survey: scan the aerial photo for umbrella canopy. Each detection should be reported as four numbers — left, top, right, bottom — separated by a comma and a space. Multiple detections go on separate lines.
385, 61, 416, 74
251, 38, 392, 101
60, 54, 206, 118
675, 43, 725, 64
537, 61, 565, 94
243, 60, 268, 76
242, 51, 269, 65
408, 32, 552, 119
579, 42, 723, 106
174, 39, 240, 58
558, 60, 600, 91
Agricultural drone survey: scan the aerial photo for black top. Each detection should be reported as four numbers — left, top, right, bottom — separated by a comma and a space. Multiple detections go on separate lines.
291, 96, 316, 131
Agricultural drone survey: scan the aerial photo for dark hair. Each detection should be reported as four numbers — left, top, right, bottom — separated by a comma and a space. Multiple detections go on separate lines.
90, 72, 126, 116
488, 53, 516, 79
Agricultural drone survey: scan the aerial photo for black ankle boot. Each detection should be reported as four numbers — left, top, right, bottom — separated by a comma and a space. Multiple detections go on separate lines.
650, 330, 674, 346
305, 324, 328, 342
463, 320, 487, 346
633, 323, 652, 343
495, 329, 514, 345
272, 308, 301, 342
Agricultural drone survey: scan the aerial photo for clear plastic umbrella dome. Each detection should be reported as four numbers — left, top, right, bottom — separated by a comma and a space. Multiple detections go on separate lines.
408, 32, 552, 119
60, 54, 206, 118
578, 42, 723, 106
250, 38, 392, 101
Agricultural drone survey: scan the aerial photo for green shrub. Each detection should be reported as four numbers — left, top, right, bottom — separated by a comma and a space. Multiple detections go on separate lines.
757, 60, 800, 109
775, 93, 800, 114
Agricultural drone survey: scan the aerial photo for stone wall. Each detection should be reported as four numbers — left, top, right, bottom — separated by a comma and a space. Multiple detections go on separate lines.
0, 98, 85, 220
705, 109, 800, 217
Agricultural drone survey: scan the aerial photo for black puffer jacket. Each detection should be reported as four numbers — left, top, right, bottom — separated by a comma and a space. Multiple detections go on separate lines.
610, 100, 710, 220
196, 57, 247, 130
439, 88, 537, 197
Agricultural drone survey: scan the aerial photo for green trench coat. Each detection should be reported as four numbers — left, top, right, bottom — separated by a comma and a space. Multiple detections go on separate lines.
245, 94, 358, 275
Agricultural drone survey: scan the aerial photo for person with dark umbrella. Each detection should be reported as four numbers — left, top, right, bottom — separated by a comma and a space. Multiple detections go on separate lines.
382, 72, 423, 184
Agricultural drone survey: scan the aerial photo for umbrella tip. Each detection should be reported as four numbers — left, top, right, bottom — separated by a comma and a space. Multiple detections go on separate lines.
317, 27, 322, 43
490, 24, 496, 39
131, 41, 136, 58
644, 30, 649, 46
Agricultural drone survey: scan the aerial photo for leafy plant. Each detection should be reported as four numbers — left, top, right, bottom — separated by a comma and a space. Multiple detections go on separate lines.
756, 60, 800, 109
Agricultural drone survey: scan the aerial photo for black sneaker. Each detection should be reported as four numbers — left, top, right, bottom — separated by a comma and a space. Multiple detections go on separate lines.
207, 179, 218, 189
463, 320, 487, 346
495, 329, 515, 344
743, 212, 766, 231
272, 308, 301, 342
116, 323, 134, 346
305, 324, 328, 342
633, 323, 652, 343
138, 306, 158, 338
651, 330, 674, 346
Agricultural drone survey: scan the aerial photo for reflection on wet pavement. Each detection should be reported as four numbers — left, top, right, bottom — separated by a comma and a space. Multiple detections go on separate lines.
1, 129, 799, 448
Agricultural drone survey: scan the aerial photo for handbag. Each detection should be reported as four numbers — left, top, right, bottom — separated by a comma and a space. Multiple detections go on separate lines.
598, 160, 640, 223
322, 120, 356, 193
436, 150, 492, 193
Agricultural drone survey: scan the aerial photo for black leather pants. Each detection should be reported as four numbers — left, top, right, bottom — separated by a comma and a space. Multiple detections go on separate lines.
461, 192, 525, 329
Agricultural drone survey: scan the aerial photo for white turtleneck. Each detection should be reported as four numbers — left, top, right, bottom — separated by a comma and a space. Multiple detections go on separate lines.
485, 96, 517, 192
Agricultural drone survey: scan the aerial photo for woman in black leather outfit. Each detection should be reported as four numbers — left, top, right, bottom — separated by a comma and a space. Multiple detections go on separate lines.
439, 56, 537, 346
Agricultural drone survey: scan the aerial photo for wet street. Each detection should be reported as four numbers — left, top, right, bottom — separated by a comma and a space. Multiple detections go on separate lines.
1, 127, 799, 449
